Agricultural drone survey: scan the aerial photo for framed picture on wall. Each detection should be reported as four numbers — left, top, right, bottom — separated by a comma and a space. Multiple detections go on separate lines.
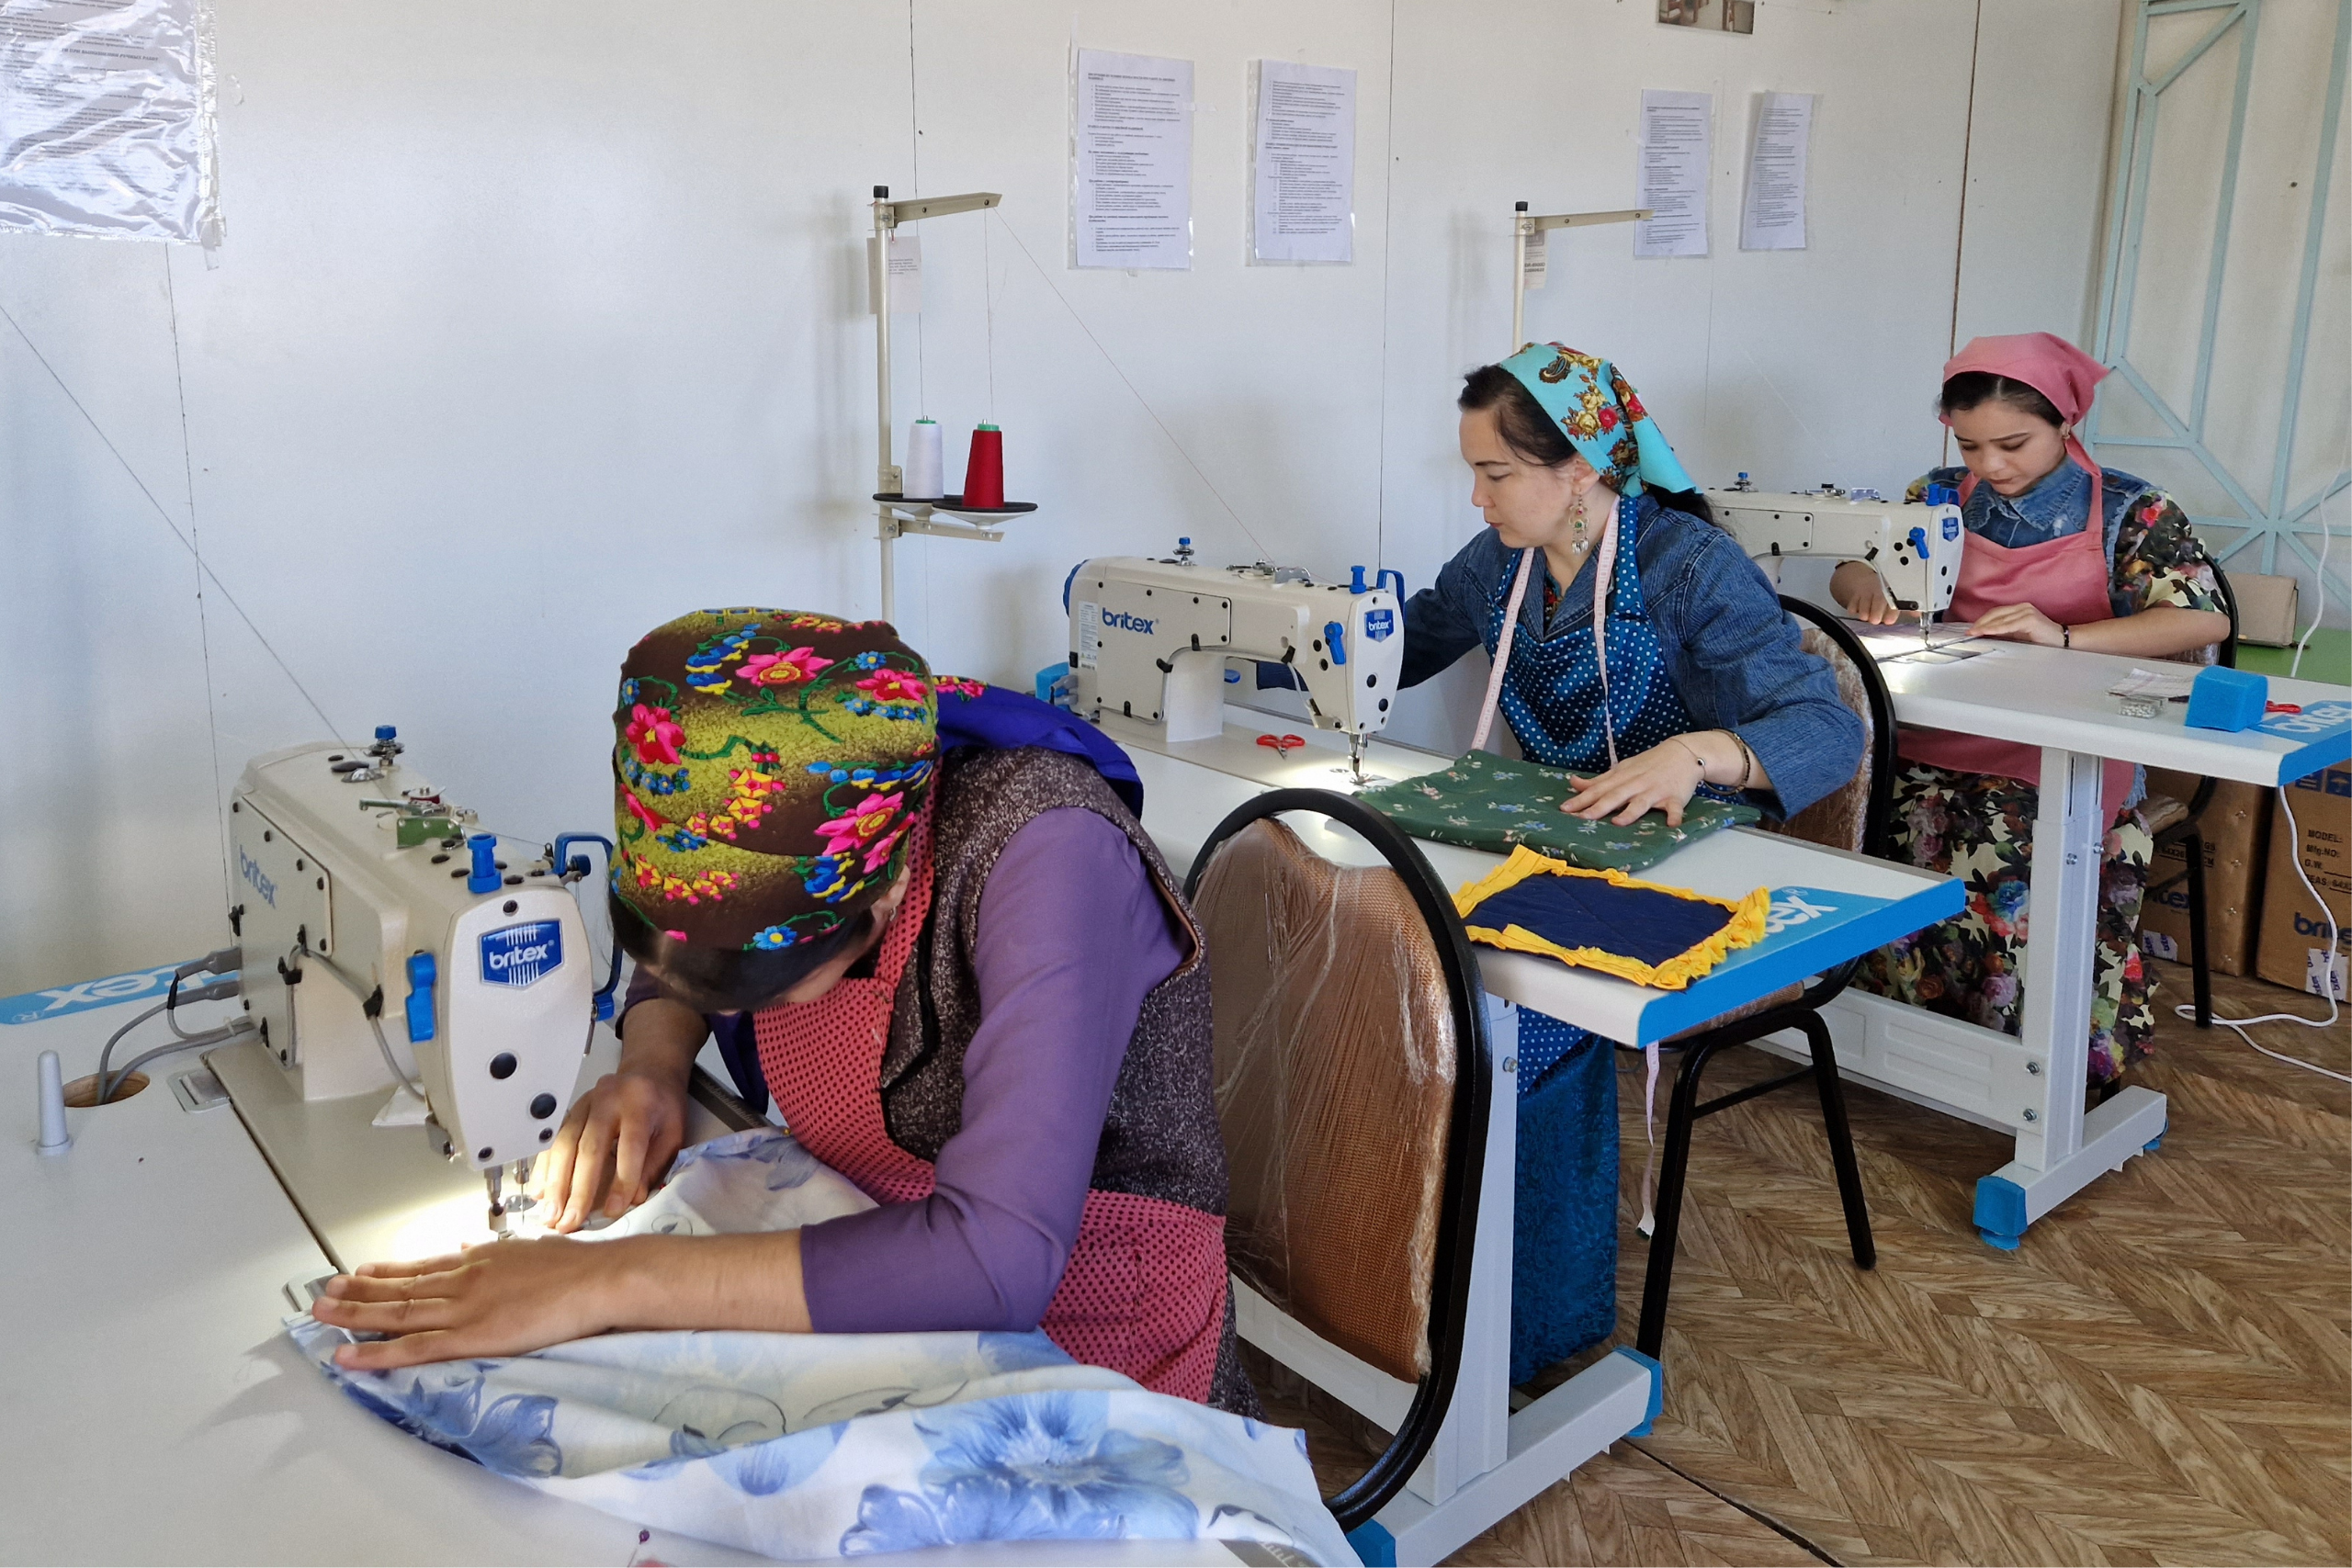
1658, 0, 1755, 33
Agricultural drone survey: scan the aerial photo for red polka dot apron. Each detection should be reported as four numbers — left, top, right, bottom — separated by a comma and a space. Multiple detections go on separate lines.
752, 805, 1230, 1404
1899, 471, 2135, 815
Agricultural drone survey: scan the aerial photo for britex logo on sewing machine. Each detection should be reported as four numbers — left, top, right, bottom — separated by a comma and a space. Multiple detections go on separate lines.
1096, 607, 1157, 636
238, 844, 278, 908
479, 921, 564, 988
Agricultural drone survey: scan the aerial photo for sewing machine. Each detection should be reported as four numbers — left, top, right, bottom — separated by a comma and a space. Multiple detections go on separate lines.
1066, 545, 1405, 782
1710, 486, 1967, 618
222, 727, 615, 1238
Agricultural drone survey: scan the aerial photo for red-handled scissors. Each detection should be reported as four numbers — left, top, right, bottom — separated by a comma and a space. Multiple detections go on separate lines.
1256, 733, 1307, 757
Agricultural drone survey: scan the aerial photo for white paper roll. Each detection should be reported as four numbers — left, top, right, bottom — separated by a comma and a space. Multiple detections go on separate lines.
904, 419, 944, 500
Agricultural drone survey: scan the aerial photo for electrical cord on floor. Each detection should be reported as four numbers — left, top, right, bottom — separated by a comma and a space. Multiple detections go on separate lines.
2177, 785, 2348, 1084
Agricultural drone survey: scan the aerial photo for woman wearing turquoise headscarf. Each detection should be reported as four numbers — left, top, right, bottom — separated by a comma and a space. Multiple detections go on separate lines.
1399, 344, 1862, 1381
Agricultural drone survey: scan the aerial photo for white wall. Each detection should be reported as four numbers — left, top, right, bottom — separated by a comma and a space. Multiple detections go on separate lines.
0, 0, 2125, 995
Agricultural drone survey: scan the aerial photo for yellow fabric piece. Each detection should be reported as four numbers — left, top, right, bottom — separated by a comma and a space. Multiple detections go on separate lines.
1453, 846, 1770, 991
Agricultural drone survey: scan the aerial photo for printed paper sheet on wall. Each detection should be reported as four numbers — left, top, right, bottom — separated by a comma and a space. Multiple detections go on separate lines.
1073, 48, 1193, 270
0, 0, 220, 243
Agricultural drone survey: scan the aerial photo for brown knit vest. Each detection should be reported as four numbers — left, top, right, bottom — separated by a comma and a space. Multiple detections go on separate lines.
873, 744, 1256, 1413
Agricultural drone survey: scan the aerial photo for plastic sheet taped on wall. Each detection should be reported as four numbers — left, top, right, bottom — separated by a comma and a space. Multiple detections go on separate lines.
1195, 818, 1456, 1385
0, 0, 220, 243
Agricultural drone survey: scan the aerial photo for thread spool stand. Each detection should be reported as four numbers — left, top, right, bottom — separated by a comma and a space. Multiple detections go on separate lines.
869, 184, 1035, 624
1508, 201, 1654, 352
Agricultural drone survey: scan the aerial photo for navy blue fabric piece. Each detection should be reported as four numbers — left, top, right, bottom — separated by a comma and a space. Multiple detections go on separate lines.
1511, 1013, 1619, 1384
938, 683, 1144, 818
1468, 876, 1736, 971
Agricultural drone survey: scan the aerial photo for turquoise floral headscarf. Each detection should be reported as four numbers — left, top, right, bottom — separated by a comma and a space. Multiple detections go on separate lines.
1498, 343, 1698, 496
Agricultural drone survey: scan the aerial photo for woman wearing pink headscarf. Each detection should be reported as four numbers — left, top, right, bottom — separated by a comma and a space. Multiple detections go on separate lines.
1831, 333, 2230, 1087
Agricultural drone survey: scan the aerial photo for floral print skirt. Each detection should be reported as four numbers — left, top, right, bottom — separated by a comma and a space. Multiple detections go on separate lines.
1858, 763, 2154, 1085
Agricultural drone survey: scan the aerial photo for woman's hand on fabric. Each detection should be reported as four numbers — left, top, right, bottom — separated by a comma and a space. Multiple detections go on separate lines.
1831, 561, 1902, 626
1972, 602, 2067, 647
1565, 740, 1709, 827
534, 1066, 688, 1233
311, 1235, 646, 1370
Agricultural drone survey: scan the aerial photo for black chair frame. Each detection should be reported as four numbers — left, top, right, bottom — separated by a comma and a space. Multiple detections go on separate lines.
1633, 602, 1894, 1360
1184, 788, 1493, 1534
2140, 561, 2240, 1031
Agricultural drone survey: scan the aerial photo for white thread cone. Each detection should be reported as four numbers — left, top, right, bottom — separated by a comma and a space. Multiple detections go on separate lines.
903, 419, 944, 500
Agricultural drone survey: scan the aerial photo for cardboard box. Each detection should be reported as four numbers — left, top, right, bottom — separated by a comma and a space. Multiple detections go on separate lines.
2256, 763, 2352, 998
2137, 771, 2270, 976
2228, 572, 2301, 647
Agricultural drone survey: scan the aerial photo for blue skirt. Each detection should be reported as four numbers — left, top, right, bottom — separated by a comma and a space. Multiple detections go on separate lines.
1510, 1010, 1621, 1385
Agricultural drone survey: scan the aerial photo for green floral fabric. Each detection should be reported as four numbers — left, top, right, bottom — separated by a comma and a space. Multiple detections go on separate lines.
1856, 762, 2154, 1086
1356, 750, 1760, 874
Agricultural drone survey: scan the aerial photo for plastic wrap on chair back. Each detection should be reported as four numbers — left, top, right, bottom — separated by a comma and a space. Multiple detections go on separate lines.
1193, 817, 1456, 1383
1767, 601, 1896, 859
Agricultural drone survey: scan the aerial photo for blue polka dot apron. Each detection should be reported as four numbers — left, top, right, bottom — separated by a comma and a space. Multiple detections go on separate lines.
1469, 499, 1707, 1381
1474, 501, 1725, 1086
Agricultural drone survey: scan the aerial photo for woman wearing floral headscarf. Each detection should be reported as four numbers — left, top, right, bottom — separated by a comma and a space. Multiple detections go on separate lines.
1836, 333, 2229, 1086
310, 609, 1257, 1416
1397, 344, 1862, 1382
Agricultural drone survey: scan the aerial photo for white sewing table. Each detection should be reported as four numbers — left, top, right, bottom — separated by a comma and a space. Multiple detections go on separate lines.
0, 989, 1247, 1566
1820, 630, 2352, 1247
1108, 711, 1962, 1567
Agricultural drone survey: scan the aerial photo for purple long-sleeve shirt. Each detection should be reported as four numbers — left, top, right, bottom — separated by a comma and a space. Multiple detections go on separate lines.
620, 807, 1187, 1332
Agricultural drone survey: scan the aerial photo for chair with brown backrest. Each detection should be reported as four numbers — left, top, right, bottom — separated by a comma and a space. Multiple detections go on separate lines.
1186, 788, 1659, 1566
1631, 597, 1894, 1359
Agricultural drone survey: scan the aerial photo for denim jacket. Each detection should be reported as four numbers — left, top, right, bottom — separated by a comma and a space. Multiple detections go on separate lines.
1916, 457, 2165, 621
1400, 496, 1864, 819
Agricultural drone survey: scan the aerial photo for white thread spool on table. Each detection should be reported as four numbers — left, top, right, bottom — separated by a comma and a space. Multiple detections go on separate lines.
903, 418, 944, 500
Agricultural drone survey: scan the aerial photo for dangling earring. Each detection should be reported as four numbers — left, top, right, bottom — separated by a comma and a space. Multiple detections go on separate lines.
1571, 488, 1589, 545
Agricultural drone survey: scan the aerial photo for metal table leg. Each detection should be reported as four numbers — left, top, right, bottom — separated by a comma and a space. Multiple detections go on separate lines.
1969, 747, 2166, 1247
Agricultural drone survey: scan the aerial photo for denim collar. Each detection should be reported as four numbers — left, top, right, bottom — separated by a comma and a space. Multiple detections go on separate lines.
1969, 457, 2092, 547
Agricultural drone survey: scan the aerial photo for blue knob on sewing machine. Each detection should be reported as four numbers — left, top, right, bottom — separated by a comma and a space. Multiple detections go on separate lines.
466, 833, 503, 895
375, 724, 397, 741
404, 952, 438, 1044
1350, 566, 1368, 594
1325, 620, 1348, 665
1908, 525, 1930, 558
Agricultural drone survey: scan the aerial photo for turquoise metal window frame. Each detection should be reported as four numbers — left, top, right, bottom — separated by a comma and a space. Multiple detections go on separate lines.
2087, 0, 2350, 615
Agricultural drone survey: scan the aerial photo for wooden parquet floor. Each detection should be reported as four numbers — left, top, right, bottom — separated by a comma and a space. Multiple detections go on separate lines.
1256, 959, 2350, 1566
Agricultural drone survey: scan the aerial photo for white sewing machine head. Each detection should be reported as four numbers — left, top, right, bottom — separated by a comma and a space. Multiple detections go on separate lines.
1709, 486, 1966, 617
229, 728, 613, 1225
1066, 547, 1404, 770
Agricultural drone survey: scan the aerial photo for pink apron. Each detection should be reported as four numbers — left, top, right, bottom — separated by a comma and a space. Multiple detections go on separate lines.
752, 806, 1229, 1404
1899, 472, 2135, 814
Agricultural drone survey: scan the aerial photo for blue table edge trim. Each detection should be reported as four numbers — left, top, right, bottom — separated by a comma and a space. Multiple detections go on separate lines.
2278, 723, 2351, 783
1633, 879, 1967, 1044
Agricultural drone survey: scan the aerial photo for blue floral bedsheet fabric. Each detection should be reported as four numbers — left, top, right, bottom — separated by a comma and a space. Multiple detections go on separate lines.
288, 1127, 1352, 1563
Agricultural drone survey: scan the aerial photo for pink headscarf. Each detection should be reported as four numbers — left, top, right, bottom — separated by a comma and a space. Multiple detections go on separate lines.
1940, 332, 2112, 519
